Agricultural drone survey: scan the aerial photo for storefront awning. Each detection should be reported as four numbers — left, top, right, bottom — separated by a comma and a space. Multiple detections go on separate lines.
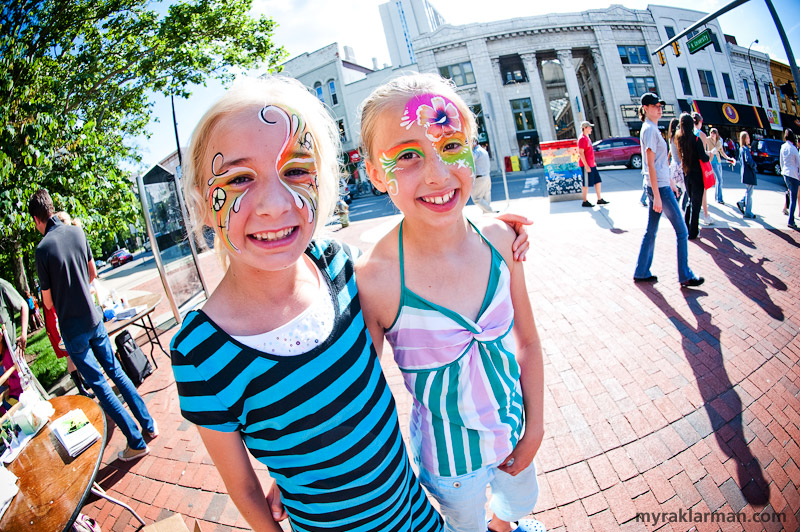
677, 99, 770, 130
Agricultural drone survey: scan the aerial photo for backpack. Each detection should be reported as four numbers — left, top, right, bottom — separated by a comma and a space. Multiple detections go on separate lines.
114, 329, 153, 387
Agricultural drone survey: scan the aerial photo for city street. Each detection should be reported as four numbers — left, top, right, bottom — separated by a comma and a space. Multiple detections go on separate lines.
81, 167, 799, 532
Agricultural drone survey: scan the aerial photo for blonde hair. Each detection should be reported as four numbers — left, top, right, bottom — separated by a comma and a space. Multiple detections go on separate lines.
55, 211, 72, 224
739, 130, 749, 146
359, 73, 477, 163
184, 76, 340, 263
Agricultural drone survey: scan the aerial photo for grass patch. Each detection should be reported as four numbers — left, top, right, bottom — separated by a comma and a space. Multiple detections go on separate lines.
25, 327, 68, 391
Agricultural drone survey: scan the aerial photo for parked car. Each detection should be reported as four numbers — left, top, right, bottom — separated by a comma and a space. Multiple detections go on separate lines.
109, 249, 133, 268
752, 138, 783, 175
95, 259, 106, 268
592, 137, 642, 169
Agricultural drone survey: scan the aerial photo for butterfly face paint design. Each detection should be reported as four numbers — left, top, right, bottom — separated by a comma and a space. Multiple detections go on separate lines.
207, 153, 253, 253
379, 142, 425, 195
206, 105, 319, 254
399, 93, 475, 175
259, 105, 319, 230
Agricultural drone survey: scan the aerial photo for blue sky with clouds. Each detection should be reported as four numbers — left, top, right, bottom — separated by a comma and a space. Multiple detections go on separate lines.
134, 0, 799, 170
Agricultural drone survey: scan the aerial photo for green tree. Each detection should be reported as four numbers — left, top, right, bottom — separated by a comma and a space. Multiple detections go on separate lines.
0, 0, 285, 293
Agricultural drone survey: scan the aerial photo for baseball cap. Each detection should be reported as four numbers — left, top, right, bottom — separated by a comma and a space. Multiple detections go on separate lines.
640, 92, 666, 106
580, 121, 594, 129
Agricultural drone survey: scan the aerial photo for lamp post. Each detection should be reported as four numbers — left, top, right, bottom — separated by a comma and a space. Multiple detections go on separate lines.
747, 39, 764, 108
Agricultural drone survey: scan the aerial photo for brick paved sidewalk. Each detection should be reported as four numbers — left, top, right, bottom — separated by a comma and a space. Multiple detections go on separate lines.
80, 195, 800, 532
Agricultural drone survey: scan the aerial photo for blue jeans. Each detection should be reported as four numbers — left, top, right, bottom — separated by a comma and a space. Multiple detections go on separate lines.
635, 186, 695, 283
785, 176, 800, 226
712, 159, 724, 203
740, 185, 754, 217
62, 321, 154, 450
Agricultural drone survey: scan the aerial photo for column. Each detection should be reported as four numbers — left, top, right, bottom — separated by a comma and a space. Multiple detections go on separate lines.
521, 52, 556, 142
483, 55, 514, 164
591, 48, 624, 137
557, 49, 586, 138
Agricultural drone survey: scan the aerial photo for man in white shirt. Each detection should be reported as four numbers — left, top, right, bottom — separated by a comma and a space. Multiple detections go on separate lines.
471, 141, 495, 213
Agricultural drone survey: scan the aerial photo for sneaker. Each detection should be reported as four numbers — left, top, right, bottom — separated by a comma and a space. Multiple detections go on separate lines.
718, 200, 725, 205
744, 214, 757, 220
680, 277, 705, 288
790, 222, 799, 230
596, 198, 610, 205
118, 445, 150, 462
146, 422, 159, 440
702, 215, 714, 226
633, 275, 658, 283
736, 201, 745, 215
582, 201, 594, 207
784, 207, 789, 215
641, 200, 648, 207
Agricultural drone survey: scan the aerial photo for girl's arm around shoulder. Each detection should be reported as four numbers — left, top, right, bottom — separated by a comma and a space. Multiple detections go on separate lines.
197, 426, 286, 531
483, 218, 545, 476
355, 228, 402, 359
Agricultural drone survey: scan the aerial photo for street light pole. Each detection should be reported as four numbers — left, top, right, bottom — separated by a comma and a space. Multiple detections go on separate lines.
747, 40, 764, 108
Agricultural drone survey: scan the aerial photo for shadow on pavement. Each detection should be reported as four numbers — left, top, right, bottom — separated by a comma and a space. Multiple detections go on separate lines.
637, 284, 770, 507
693, 229, 786, 321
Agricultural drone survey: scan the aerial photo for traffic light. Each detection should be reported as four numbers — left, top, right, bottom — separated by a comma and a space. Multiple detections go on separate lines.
780, 82, 795, 100
671, 41, 681, 57
658, 50, 666, 66
768, 82, 774, 94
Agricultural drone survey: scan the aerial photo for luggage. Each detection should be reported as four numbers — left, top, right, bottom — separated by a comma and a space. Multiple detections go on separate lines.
114, 330, 153, 386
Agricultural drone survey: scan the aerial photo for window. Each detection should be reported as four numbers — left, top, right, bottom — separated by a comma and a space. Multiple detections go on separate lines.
665, 26, 676, 39
618, 46, 650, 65
721, 73, 735, 99
626, 76, 657, 98
743, 79, 752, 104
764, 83, 772, 107
314, 82, 324, 103
678, 68, 692, 95
698, 70, 717, 98
499, 55, 527, 84
337, 119, 346, 142
510, 98, 535, 131
439, 61, 475, 87
328, 80, 338, 106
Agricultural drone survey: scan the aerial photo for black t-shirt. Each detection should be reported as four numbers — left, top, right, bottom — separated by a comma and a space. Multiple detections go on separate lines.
35, 217, 100, 339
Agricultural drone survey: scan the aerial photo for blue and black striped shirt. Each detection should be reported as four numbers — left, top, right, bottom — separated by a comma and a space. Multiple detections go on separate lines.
171, 239, 442, 532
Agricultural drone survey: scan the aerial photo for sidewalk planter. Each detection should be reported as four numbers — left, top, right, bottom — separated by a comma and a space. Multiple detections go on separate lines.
541, 139, 582, 200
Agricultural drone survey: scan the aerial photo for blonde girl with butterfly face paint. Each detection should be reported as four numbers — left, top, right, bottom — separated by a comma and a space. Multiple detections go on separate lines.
173, 76, 446, 532
357, 74, 545, 532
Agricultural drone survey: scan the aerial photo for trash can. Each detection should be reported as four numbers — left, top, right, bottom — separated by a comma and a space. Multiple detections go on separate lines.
540, 139, 582, 198
510, 155, 520, 172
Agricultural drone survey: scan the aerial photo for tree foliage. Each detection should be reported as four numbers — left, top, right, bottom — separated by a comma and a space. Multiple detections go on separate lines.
0, 0, 286, 291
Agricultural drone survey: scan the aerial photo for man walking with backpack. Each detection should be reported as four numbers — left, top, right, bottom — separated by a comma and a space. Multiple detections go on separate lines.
29, 189, 157, 461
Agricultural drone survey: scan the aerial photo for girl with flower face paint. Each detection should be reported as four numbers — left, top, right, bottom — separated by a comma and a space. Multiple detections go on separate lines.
358, 74, 545, 532
171, 77, 446, 532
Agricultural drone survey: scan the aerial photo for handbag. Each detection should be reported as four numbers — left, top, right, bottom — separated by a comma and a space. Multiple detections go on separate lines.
700, 159, 715, 189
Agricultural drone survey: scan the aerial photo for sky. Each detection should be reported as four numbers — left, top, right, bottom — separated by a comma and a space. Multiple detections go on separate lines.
135, 0, 800, 170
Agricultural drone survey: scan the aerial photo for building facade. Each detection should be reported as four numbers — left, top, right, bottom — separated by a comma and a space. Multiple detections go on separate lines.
771, 59, 800, 136
380, 0, 447, 67
410, 5, 677, 168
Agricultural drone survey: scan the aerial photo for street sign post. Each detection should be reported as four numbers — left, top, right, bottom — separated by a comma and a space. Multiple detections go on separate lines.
687, 29, 713, 54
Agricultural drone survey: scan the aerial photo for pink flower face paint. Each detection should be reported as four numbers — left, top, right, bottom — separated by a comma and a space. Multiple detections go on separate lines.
399, 93, 475, 175
379, 142, 425, 195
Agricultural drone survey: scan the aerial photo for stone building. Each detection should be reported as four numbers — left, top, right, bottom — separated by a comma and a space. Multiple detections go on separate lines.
771, 59, 800, 136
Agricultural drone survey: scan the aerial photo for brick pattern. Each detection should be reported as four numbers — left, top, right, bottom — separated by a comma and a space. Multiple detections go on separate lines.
80, 214, 800, 532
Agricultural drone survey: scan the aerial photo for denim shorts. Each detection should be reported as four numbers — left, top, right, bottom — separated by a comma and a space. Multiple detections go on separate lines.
419, 460, 539, 532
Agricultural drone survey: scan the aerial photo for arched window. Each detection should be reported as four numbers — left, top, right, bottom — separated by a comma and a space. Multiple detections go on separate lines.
314, 82, 324, 103
328, 79, 338, 106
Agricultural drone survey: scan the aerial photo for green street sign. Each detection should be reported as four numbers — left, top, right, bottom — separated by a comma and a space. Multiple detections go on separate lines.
687, 29, 713, 54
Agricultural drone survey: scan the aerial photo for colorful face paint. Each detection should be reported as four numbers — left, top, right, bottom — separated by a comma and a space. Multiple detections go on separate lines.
379, 142, 425, 195
207, 153, 254, 253
259, 105, 320, 230
434, 131, 475, 174
399, 93, 475, 175
400, 94, 462, 142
